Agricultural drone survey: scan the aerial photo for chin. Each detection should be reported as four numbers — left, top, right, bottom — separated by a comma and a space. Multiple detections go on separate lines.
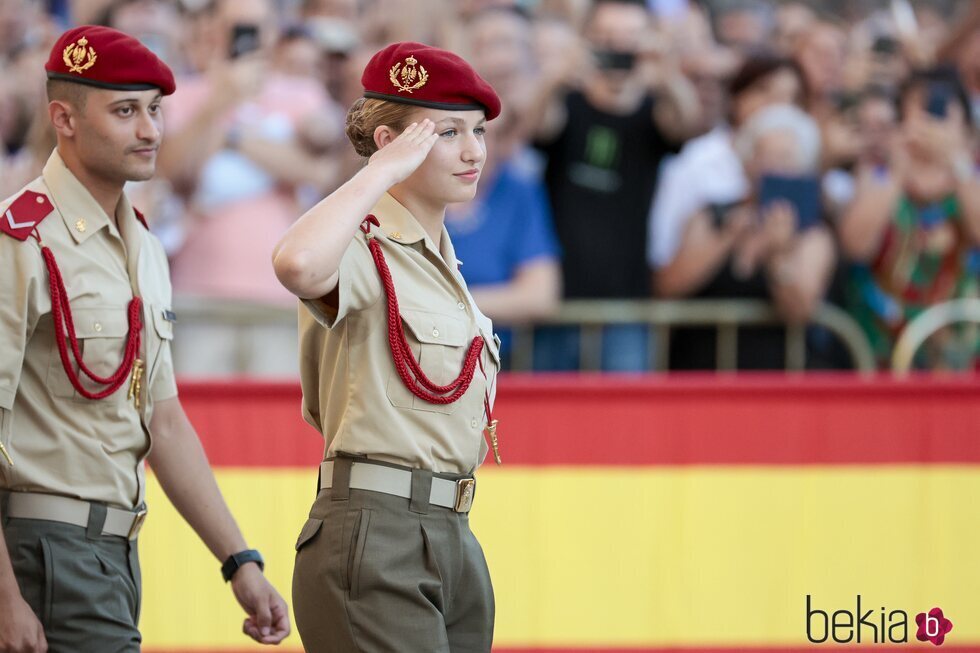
124, 163, 157, 182
448, 185, 479, 204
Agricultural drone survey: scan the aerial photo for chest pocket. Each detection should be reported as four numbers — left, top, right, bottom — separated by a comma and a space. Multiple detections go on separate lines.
47, 307, 129, 401
385, 309, 470, 415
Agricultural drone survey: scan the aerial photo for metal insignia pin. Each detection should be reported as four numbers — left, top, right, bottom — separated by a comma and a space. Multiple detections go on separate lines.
75, 218, 86, 232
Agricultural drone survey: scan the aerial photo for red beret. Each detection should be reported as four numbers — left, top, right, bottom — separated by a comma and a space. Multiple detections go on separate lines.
362, 42, 500, 120
45, 25, 176, 96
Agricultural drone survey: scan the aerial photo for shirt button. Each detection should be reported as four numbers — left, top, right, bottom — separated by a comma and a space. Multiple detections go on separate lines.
471, 418, 479, 429
457, 302, 466, 310
94, 322, 103, 332
432, 329, 440, 338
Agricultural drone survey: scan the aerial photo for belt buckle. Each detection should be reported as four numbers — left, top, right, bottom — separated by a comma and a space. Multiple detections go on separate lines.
127, 509, 148, 539
454, 478, 475, 513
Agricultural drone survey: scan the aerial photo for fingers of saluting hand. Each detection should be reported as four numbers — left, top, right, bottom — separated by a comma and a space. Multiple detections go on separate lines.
369, 119, 439, 185
398, 119, 439, 146
402, 118, 434, 136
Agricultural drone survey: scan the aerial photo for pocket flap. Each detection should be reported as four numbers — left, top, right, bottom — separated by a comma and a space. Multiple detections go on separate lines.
67, 307, 128, 338
151, 306, 175, 340
483, 333, 501, 367
295, 518, 324, 551
400, 309, 468, 346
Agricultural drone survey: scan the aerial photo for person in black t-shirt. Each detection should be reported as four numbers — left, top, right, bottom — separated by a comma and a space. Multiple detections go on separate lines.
525, 0, 702, 370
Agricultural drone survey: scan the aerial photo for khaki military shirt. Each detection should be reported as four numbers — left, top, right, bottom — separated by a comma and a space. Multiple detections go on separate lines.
0, 151, 178, 509
299, 192, 501, 474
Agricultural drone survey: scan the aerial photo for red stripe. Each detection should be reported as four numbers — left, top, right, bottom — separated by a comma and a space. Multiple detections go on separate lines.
178, 373, 980, 468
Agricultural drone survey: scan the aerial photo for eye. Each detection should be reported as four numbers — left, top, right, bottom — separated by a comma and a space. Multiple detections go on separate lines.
149, 103, 162, 115
474, 126, 486, 136
116, 106, 134, 117
440, 129, 457, 138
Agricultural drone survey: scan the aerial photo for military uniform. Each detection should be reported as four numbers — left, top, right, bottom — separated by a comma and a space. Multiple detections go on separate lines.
291, 42, 503, 653
0, 151, 178, 650
0, 25, 178, 652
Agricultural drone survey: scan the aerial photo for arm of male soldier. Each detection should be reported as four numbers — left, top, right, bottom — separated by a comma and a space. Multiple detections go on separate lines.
147, 397, 289, 645
0, 238, 47, 653
273, 119, 439, 299
0, 517, 48, 653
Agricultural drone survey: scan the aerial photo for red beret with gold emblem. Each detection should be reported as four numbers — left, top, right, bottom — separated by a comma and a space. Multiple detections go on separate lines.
45, 25, 176, 96
362, 42, 500, 120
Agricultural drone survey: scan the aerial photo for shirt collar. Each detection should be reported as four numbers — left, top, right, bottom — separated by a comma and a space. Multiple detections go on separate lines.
372, 192, 459, 269
373, 192, 426, 245
42, 149, 131, 245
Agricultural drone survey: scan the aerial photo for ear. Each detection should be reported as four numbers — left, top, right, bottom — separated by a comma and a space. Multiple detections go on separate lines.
48, 101, 77, 139
373, 125, 397, 151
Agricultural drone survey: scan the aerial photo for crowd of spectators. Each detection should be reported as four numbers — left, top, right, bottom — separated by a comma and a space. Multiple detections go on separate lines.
2, 0, 977, 374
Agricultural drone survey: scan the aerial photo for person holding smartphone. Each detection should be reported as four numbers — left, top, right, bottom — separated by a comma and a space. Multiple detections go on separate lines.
838, 69, 980, 368
155, 0, 344, 377
654, 103, 837, 369
521, 0, 702, 371
273, 42, 502, 652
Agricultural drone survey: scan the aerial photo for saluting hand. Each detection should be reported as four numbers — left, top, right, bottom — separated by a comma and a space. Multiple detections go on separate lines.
368, 119, 439, 186
230, 563, 290, 645
0, 594, 47, 653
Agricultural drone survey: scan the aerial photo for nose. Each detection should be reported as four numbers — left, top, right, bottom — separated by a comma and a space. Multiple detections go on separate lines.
461, 130, 485, 165
136, 108, 161, 143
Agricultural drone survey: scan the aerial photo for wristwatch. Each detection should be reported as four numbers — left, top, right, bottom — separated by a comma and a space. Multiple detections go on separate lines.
221, 549, 264, 582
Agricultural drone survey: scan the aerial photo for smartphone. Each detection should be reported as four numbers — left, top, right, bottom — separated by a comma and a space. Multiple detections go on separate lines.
593, 49, 636, 71
708, 201, 744, 230
758, 174, 822, 231
871, 35, 899, 55
924, 82, 950, 119
229, 23, 261, 59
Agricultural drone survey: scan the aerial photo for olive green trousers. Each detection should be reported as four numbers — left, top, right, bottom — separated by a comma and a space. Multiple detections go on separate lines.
292, 458, 494, 652
0, 492, 142, 653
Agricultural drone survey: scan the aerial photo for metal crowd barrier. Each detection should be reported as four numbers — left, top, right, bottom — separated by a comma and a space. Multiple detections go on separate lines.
506, 299, 875, 372
173, 297, 877, 373
891, 298, 980, 374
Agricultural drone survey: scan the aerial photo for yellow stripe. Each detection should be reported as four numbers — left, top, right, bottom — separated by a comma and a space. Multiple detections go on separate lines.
140, 467, 980, 650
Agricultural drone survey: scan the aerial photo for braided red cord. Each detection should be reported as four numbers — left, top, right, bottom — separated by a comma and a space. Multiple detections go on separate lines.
361, 216, 483, 404
40, 245, 142, 399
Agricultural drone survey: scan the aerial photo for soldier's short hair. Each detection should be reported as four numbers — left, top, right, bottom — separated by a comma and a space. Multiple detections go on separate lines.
46, 79, 90, 112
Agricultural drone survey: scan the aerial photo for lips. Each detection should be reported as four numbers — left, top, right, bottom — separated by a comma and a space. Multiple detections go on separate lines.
454, 169, 480, 180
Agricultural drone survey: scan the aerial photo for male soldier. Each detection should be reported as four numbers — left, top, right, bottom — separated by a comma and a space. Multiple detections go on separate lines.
0, 26, 290, 653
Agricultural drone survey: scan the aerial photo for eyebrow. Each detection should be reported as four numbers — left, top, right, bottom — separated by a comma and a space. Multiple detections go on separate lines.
108, 93, 163, 106
435, 117, 488, 127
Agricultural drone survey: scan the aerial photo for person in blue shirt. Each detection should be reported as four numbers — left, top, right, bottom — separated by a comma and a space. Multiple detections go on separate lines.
446, 109, 562, 368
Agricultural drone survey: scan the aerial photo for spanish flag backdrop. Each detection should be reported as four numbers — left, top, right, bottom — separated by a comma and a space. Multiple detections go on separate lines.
141, 374, 980, 652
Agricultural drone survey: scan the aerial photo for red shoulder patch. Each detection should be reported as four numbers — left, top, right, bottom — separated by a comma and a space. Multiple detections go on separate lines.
1, 191, 54, 241
133, 207, 149, 230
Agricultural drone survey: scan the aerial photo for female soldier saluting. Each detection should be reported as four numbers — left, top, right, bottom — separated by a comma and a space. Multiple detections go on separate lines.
273, 42, 503, 652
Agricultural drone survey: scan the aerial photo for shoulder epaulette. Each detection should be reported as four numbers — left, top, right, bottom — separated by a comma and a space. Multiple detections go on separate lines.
134, 207, 149, 230
1, 191, 54, 241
